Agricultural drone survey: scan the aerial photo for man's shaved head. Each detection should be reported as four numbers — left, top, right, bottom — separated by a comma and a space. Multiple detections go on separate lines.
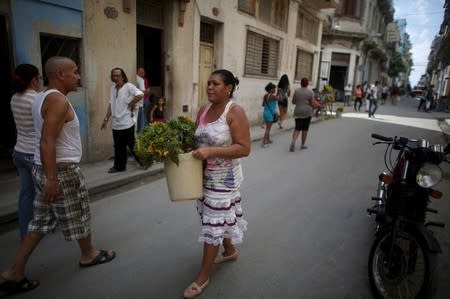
43, 56, 80, 94
44, 56, 75, 79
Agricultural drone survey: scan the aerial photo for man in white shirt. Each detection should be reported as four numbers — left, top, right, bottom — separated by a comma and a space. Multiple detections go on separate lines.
101, 67, 144, 173
344, 83, 352, 106
369, 81, 380, 118
136, 67, 151, 132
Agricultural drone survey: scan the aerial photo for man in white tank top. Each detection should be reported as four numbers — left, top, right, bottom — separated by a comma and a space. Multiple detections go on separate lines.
0, 57, 115, 294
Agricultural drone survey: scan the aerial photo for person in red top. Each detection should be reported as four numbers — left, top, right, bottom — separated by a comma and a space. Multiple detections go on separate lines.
354, 84, 363, 111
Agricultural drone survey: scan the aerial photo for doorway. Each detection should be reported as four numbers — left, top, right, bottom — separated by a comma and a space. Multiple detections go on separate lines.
137, 25, 163, 104
329, 66, 347, 101
0, 14, 14, 172
199, 22, 215, 107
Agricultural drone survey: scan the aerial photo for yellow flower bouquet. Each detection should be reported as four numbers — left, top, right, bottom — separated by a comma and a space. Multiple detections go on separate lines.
136, 116, 196, 168
136, 116, 203, 201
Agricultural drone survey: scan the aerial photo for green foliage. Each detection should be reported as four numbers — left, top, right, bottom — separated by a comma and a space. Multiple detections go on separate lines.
135, 116, 196, 168
388, 52, 406, 78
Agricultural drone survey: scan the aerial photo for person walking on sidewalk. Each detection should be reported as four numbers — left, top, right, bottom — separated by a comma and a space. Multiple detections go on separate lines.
262, 82, 280, 147
368, 81, 380, 118
391, 85, 400, 105
0, 57, 115, 296
10, 64, 41, 239
185, 69, 250, 298
101, 67, 145, 173
363, 81, 370, 112
381, 84, 388, 105
344, 83, 352, 106
289, 78, 314, 152
277, 74, 290, 129
353, 84, 363, 111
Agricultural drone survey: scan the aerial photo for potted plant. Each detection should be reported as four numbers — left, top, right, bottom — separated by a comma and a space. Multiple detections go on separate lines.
336, 106, 344, 118
136, 116, 203, 201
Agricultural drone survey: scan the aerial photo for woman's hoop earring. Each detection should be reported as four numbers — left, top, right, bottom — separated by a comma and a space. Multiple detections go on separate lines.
227, 91, 231, 96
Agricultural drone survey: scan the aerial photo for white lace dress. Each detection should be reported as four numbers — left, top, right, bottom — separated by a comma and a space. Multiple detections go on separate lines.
194, 100, 247, 245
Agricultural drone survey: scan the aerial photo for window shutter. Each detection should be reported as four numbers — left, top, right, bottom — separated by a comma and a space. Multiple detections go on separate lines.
354, 0, 362, 18
295, 49, 313, 81
245, 30, 279, 77
238, 0, 256, 15
335, 0, 344, 16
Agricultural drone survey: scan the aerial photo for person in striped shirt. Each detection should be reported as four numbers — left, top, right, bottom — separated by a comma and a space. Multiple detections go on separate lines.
10, 64, 41, 239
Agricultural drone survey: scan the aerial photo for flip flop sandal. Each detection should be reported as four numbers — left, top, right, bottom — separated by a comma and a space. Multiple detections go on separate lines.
79, 250, 116, 268
0, 277, 39, 295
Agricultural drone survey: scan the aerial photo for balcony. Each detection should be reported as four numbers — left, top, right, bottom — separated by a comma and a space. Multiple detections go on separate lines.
301, 0, 338, 10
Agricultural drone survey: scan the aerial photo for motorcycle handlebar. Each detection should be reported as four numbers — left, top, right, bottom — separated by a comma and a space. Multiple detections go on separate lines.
371, 133, 394, 142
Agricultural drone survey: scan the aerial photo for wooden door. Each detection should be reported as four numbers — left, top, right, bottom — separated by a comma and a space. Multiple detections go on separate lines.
199, 43, 214, 107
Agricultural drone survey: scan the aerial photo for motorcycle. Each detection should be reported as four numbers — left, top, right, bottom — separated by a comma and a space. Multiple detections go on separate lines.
366, 133, 449, 298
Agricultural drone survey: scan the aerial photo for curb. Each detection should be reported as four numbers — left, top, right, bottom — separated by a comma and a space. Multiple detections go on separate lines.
0, 116, 326, 226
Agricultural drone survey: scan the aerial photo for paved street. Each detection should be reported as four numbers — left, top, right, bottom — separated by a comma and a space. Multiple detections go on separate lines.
1, 98, 449, 299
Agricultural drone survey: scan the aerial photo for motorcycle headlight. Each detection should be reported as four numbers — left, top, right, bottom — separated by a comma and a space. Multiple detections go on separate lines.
416, 163, 442, 188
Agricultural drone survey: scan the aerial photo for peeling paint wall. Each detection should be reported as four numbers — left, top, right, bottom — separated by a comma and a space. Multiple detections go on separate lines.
177, 0, 323, 125
84, 0, 137, 162
10, 0, 88, 160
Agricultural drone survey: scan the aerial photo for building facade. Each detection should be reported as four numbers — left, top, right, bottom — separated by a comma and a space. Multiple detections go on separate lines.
426, 0, 450, 108
1, 0, 337, 166
320, 0, 395, 99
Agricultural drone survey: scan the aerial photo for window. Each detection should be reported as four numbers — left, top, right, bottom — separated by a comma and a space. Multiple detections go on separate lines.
296, 10, 319, 45
238, 0, 256, 15
245, 31, 279, 77
238, 0, 288, 30
40, 34, 81, 85
200, 22, 214, 44
336, 0, 362, 19
295, 49, 313, 81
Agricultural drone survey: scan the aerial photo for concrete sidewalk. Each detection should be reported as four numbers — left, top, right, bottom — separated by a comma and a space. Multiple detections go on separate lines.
0, 115, 322, 224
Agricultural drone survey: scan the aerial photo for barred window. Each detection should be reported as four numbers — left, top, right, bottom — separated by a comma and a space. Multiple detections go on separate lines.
200, 22, 214, 44
295, 49, 313, 81
245, 31, 279, 77
296, 11, 319, 45
40, 34, 81, 86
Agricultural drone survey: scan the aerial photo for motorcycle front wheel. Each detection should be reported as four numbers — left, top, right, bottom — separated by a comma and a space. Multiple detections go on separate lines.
368, 227, 435, 299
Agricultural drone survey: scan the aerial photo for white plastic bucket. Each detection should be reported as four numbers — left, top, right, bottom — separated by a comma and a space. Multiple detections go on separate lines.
164, 152, 203, 201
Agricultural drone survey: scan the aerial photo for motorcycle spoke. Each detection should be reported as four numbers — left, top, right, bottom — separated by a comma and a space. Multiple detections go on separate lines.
371, 230, 427, 298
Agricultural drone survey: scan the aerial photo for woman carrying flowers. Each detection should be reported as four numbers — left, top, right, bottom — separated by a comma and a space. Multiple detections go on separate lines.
184, 69, 250, 298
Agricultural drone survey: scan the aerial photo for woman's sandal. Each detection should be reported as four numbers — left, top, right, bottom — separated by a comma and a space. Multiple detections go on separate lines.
183, 279, 209, 298
214, 251, 238, 264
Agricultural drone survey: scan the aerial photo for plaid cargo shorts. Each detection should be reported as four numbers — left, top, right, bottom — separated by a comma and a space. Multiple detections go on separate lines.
28, 164, 91, 241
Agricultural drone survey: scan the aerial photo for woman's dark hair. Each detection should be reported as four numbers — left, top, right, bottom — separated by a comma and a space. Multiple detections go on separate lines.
110, 67, 128, 83
13, 64, 39, 93
300, 78, 309, 88
277, 74, 290, 90
211, 69, 239, 98
265, 82, 276, 93
158, 96, 166, 106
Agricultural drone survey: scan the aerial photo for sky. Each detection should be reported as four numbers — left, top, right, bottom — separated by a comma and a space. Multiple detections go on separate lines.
393, 0, 446, 86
